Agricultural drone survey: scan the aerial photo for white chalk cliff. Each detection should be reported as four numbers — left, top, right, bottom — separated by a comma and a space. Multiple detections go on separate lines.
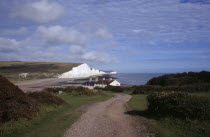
59, 63, 106, 78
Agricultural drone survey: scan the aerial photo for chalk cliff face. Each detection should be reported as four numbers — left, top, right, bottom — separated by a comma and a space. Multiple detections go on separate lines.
59, 63, 106, 78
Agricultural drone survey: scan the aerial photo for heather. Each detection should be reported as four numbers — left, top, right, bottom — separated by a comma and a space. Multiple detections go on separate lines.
0, 75, 39, 123
147, 92, 210, 121
28, 92, 66, 106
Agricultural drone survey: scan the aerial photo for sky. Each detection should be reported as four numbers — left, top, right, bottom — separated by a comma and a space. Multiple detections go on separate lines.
0, 0, 210, 73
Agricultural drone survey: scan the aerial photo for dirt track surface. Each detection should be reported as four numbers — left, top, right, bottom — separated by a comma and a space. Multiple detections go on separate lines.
64, 93, 152, 137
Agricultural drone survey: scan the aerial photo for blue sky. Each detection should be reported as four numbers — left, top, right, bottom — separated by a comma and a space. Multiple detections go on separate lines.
0, 0, 210, 73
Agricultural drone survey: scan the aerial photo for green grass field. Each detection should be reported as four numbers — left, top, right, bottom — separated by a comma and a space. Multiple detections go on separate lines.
0, 61, 81, 82
128, 94, 210, 137
0, 93, 112, 137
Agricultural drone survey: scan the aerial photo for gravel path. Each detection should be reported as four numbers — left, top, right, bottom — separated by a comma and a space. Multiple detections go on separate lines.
63, 93, 152, 137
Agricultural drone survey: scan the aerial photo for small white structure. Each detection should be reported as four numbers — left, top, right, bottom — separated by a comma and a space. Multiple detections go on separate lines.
109, 80, 121, 86
19, 73, 28, 79
82, 77, 121, 89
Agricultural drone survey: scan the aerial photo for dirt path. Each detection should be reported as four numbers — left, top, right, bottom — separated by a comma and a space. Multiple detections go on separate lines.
63, 93, 152, 137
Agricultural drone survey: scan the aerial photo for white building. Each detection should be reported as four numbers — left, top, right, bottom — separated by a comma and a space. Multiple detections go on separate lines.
82, 77, 121, 89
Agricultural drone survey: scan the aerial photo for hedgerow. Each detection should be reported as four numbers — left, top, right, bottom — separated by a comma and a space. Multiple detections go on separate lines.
132, 83, 210, 94
45, 86, 101, 96
147, 92, 210, 121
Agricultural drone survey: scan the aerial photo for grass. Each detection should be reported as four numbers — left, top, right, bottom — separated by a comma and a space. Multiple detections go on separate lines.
128, 94, 147, 111
0, 61, 81, 82
0, 93, 112, 137
128, 94, 210, 137
190, 92, 210, 97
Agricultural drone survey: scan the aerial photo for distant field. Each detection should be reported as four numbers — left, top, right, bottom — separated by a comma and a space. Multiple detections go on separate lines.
0, 61, 81, 82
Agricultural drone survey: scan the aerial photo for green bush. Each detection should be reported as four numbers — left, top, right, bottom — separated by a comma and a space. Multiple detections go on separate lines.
103, 86, 125, 92
132, 85, 162, 94
132, 83, 210, 94
147, 71, 210, 86
45, 86, 100, 96
147, 92, 210, 121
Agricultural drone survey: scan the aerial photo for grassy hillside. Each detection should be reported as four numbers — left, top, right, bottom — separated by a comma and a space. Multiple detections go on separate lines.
146, 71, 210, 86
0, 75, 112, 137
0, 61, 81, 82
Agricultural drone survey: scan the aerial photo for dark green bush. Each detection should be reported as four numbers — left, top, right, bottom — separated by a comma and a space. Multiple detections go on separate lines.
45, 86, 99, 96
132, 83, 210, 94
147, 71, 210, 86
132, 85, 162, 94
71, 87, 98, 96
147, 92, 210, 121
45, 87, 66, 93
103, 86, 125, 92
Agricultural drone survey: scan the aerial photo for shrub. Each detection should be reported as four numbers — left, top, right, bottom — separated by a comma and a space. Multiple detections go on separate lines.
132, 83, 210, 94
147, 92, 210, 121
45, 86, 99, 96
103, 86, 125, 92
28, 92, 66, 106
0, 75, 39, 123
146, 71, 210, 86
132, 85, 162, 94
44, 87, 64, 93
71, 87, 98, 96
45, 86, 77, 93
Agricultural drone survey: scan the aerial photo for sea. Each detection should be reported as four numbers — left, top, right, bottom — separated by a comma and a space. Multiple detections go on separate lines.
112, 73, 165, 86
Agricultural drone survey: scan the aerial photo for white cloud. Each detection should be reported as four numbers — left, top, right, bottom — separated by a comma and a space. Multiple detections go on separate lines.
0, 27, 28, 36
12, 0, 64, 23
0, 23, 118, 64
69, 45, 85, 54
132, 29, 143, 33
81, 51, 118, 64
36, 25, 86, 44
0, 37, 20, 52
95, 28, 113, 39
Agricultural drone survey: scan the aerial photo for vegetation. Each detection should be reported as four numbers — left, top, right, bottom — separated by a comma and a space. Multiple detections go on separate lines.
128, 94, 210, 137
147, 92, 210, 121
128, 71, 210, 137
132, 71, 210, 94
95, 85, 133, 93
0, 75, 112, 137
0, 95, 111, 137
132, 83, 210, 94
147, 71, 210, 86
45, 86, 103, 96
0, 61, 81, 82
0, 75, 39, 122
28, 92, 66, 106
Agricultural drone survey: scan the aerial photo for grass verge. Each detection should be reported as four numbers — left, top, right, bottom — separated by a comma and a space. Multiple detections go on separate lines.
128, 94, 210, 137
190, 92, 210, 97
0, 93, 112, 137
